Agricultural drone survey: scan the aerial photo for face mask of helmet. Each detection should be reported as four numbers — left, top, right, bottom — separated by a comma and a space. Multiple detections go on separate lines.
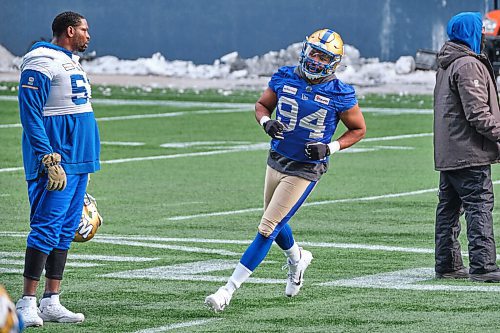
299, 29, 344, 80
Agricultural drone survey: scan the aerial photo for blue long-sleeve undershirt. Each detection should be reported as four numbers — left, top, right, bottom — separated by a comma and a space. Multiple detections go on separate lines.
18, 69, 53, 173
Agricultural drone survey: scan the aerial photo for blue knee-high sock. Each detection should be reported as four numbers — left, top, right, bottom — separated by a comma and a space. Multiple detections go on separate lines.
240, 233, 274, 271
274, 224, 295, 251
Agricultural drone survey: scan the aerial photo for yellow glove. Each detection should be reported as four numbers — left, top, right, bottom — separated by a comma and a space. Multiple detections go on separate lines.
42, 153, 67, 191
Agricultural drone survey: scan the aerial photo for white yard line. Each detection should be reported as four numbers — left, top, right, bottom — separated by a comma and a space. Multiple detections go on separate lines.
96, 107, 249, 121
0, 167, 23, 173
92, 98, 252, 109
69, 254, 159, 262
0, 95, 252, 108
95, 235, 433, 255
102, 259, 282, 284
362, 107, 432, 114
169, 180, 500, 220
0, 95, 432, 130
0, 96, 22, 102
169, 178, 500, 220
0, 132, 430, 173
96, 235, 251, 244
0, 251, 159, 262
133, 319, 222, 333
318, 267, 500, 292
372, 145, 415, 150
168, 206, 261, 220
159, 141, 250, 148
0, 95, 434, 113
2, 143, 414, 173
341, 146, 414, 153
0, 123, 21, 129
0, 110, 428, 129
167, 188, 438, 220
0, 108, 250, 128
101, 141, 145, 146
298, 241, 433, 254
0, 268, 22, 274
91, 238, 240, 256
362, 133, 432, 142
2, 232, 500, 259
94, 235, 433, 255
0, 258, 100, 267
0, 146, 265, 173
100, 144, 266, 164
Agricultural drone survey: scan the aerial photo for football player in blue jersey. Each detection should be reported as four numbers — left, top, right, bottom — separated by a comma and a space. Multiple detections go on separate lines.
15, 12, 100, 327
205, 28, 366, 312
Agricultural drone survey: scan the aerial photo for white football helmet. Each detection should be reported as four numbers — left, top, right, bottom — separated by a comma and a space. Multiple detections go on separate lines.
74, 193, 103, 242
0, 285, 23, 333
299, 28, 344, 80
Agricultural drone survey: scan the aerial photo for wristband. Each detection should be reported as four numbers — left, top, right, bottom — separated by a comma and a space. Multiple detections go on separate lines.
328, 140, 341, 154
259, 116, 271, 126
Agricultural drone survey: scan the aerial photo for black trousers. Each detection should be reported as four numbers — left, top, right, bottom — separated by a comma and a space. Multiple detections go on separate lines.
435, 165, 498, 274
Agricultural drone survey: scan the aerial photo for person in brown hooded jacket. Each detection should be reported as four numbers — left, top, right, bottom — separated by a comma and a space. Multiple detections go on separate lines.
434, 11, 500, 282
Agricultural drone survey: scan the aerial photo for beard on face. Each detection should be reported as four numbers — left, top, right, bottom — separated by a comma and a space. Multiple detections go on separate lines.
74, 36, 88, 53
78, 44, 88, 52
481, 33, 486, 52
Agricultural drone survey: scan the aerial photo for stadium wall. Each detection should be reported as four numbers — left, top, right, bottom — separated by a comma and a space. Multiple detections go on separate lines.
0, 0, 493, 64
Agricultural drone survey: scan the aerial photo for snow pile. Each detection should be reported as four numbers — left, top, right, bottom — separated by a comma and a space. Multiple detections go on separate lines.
395, 56, 416, 74
0, 42, 436, 89
80, 42, 304, 79
234, 43, 303, 77
337, 55, 434, 88
80, 42, 435, 88
85, 53, 232, 79
333, 46, 433, 88
0, 44, 17, 72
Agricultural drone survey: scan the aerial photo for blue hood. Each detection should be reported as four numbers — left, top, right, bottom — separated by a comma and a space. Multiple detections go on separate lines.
447, 12, 482, 54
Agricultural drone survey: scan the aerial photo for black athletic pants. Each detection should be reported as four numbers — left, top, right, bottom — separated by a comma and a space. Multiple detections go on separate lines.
435, 165, 498, 274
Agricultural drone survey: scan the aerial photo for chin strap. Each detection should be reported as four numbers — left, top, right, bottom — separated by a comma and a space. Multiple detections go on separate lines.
296, 65, 337, 84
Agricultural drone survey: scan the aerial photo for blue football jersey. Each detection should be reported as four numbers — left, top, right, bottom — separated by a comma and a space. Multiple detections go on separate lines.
268, 66, 358, 163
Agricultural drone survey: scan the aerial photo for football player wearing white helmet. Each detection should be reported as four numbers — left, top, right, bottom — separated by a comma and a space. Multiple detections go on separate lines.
74, 193, 103, 243
0, 286, 23, 333
16, 11, 99, 326
205, 29, 366, 312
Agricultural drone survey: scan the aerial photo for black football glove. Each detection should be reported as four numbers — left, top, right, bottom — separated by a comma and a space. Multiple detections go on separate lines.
305, 142, 330, 160
263, 120, 285, 140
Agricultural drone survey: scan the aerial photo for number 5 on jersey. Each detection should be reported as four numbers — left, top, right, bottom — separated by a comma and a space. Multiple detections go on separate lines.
70, 74, 89, 105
